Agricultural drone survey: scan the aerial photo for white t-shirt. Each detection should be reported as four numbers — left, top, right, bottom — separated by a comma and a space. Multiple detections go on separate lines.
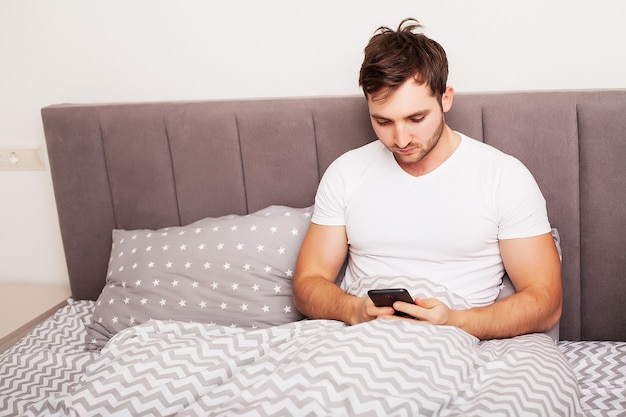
312, 134, 551, 306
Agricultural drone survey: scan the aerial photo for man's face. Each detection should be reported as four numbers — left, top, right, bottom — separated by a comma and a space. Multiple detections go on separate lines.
367, 80, 452, 171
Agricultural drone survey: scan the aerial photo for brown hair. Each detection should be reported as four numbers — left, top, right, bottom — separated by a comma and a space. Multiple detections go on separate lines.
359, 18, 449, 103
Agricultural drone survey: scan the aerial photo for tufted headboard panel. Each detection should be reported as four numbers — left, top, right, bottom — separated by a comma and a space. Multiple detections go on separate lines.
42, 90, 626, 341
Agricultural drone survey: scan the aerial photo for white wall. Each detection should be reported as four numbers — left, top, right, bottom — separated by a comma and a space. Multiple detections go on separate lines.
1, 0, 625, 287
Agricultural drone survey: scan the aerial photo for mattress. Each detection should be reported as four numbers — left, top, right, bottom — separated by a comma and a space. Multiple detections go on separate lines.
0, 299, 624, 417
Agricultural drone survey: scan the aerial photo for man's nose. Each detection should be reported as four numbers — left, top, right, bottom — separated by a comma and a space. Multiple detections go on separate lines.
394, 125, 412, 148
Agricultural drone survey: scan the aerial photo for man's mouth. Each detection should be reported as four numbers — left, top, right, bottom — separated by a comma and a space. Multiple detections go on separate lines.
396, 147, 417, 155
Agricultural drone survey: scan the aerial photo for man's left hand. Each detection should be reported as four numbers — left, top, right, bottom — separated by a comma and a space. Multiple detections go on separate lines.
384, 297, 454, 326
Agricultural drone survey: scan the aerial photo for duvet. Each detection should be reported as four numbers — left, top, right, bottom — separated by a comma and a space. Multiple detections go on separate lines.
6, 275, 584, 416
23, 318, 582, 416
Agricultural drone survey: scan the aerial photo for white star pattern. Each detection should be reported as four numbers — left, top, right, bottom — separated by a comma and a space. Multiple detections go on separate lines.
92, 206, 312, 343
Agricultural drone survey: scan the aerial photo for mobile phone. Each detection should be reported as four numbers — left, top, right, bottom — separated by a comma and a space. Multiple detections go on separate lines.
367, 288, 415, 317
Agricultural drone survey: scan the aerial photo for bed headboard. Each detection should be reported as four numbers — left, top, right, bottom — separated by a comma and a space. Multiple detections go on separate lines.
42, 90, 626, 341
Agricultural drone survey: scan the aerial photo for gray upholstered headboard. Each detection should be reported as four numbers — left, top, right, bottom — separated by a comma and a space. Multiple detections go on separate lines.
42, 90, 626, 341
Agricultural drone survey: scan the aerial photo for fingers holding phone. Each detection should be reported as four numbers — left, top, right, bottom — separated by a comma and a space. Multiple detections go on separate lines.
367, 288, 416, 318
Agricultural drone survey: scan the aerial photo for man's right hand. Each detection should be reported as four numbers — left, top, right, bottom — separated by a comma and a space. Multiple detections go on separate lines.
359, 296, 396, 324
294, 223, 400, 325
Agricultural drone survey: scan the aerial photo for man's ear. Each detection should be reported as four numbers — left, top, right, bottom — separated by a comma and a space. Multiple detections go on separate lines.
442, 86, 454, 113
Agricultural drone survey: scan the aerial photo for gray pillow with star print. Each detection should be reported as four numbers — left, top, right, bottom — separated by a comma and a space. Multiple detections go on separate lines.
86, 205, 312, 350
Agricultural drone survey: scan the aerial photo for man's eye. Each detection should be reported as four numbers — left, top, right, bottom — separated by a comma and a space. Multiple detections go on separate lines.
376, 120, 391, 126
410, 117, 425, 124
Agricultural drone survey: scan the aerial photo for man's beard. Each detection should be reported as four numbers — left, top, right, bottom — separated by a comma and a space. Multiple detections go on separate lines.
393, 115, 445, 166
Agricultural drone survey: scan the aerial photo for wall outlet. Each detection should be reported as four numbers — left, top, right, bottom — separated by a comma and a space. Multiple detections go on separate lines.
0, 147, 45, 170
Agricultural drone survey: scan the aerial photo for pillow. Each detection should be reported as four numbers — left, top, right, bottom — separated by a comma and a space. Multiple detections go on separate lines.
86, 205, 312, 350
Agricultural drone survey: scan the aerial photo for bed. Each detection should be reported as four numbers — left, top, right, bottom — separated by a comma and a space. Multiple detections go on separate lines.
1, 91, 625, 416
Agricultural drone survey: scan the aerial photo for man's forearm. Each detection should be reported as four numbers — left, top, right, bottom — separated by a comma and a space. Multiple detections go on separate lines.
449, 289, 561, 340
293, 275, 361, 325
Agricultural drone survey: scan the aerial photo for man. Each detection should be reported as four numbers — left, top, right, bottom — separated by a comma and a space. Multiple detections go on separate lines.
293, 18, 562, 340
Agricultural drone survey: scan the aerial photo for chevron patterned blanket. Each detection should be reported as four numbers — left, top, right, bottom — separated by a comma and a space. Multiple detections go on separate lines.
1, 274, 589, 416
15, 317, 581, 416
4, 299, 626, 417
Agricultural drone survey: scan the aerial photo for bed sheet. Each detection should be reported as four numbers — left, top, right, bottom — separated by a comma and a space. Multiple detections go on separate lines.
0, 300, 96, 416
559, 341, 626, 416
0, 300, 624, 417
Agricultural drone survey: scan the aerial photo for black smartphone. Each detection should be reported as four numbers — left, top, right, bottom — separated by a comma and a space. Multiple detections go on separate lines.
367, 288, 415, 317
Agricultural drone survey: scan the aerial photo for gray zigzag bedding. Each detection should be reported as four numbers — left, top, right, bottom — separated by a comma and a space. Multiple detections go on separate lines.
29, 319, 583, 416
1, 301, 625, 416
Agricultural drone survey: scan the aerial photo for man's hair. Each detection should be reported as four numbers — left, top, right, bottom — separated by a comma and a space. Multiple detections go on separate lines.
359, 18, 449, 103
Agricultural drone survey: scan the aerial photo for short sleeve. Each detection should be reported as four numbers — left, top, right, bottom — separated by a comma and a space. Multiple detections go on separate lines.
311, 158, 347, 226
497, 156, 551, 239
